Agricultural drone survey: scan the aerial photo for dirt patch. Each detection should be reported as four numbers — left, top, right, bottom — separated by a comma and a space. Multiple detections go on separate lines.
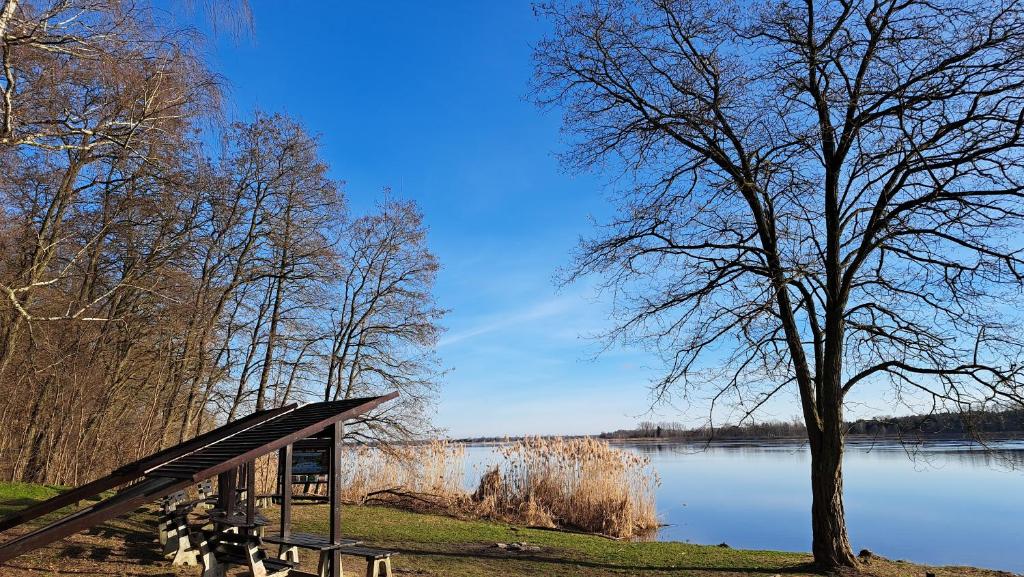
0, 507, 190, 577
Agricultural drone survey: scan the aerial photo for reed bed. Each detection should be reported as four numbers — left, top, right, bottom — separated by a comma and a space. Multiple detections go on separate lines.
473, 437, 660, 539
338, 440, 467, 509
252, 437, 659, 539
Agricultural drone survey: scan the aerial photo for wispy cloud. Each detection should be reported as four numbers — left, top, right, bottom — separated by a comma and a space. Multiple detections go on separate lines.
438, 297, 574, 348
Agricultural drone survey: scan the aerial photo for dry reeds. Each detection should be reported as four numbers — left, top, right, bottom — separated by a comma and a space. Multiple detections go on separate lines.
252, 440, 468, 512
338, 440, 467, 510
253, 437, 660, 539
473, 437, 660, 539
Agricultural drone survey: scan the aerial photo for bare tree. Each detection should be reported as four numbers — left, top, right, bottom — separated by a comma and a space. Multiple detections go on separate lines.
0, 0, 447, 489
325, 198, 445, 443
215, 114, 342, 420
534, 0, 1024, 568
0, 0, 219, 482
0, 0, 215, 369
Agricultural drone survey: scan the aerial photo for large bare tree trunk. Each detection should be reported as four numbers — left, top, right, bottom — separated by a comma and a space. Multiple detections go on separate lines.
809, 429, 855, 568
811, 310, 857, 569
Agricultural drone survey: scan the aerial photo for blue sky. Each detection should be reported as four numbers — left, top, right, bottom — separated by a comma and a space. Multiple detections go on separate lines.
188, 0, 681, 437
190, 1, 900, 437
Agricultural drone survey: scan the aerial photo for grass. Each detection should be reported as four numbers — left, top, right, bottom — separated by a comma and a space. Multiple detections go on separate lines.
0, 483, 63, 514
283, 503, 804, 577
0, 482, 1013, 577
280, 503, 1007, 577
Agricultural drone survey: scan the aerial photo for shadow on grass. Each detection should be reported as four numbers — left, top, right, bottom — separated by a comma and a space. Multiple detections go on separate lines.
0, 498, 41, 516
84, 520, 166, 564
0, 507, 177, 576
0, 561, 176, 577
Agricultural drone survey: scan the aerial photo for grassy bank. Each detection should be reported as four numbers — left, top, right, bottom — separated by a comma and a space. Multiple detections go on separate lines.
0, 482, 1012, 577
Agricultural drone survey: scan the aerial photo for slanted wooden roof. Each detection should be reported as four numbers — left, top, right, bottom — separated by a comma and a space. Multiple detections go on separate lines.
0, 393, 398, 565
147, 397, 395, 482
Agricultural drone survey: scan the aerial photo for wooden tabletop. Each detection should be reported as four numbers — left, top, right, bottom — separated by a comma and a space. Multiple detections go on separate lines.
262, 532, 360, 551
206, 511, 269, 528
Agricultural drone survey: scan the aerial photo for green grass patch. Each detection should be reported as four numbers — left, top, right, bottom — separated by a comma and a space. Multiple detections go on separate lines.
281, 503, 817, 576
0, 482, 63, 516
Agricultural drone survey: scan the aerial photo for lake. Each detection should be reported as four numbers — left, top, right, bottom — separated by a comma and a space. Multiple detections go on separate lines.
463, 439, 1024, 573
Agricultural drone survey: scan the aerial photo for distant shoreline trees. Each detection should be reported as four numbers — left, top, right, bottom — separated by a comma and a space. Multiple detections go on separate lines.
601, 408, 1024, 441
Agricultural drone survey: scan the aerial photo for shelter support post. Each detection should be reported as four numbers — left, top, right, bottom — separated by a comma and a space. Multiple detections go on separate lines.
277, 444, 297, 563
328, 420, 344, 577
245, 460, 256, 525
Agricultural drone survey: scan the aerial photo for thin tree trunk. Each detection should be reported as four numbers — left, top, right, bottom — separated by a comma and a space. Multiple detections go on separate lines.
255, 202, 293, 411
227, 282, 274, 422
0, 1, 17, 41
255, 271, 285, 411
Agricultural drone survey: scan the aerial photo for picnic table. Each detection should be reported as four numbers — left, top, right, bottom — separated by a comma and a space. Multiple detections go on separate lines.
158, 481, 217, 566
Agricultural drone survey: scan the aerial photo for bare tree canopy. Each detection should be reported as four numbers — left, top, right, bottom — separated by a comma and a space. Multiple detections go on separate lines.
533, 0, 1024, 568
0, 1, 445, 488
326, 198, 446, 443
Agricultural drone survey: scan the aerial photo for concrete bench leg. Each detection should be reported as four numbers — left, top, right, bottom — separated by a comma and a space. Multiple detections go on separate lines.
198, 541, 225, 577
170, 541, 199, 566
158, 516, 169, 546
278, 544, 299, 563
366, 557, 392, 577
246, 542, 290, 577
162, 522, 181, 558
169, 529, 198, 566
166, 517, 197, 566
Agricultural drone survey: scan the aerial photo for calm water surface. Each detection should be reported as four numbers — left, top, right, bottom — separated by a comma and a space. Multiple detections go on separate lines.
463, 440, 1024, 573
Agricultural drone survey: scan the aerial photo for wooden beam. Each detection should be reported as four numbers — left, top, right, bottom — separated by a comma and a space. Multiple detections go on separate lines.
245, 461, 256, 524
294, 438, 332, 450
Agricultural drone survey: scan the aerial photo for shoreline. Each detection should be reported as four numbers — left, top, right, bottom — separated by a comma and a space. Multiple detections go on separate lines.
455, 434, 1024, 446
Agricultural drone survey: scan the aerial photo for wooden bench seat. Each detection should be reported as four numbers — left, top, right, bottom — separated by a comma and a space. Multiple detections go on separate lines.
338, 545, 398, 577
338, 545, 395, 559
264, 532, 363, 576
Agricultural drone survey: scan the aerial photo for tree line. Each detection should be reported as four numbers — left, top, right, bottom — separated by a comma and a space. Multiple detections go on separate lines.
604, 408, 1024, 441
0, 0, 443, 486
